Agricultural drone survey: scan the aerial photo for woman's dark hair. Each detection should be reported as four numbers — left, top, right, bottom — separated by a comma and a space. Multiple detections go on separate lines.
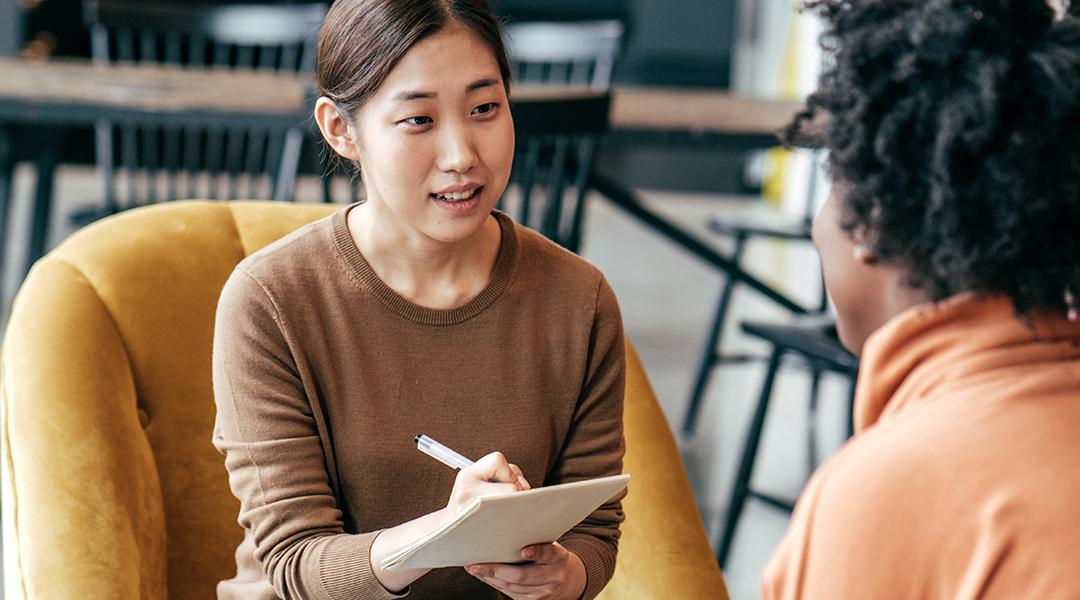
785, 0, 1080, 315
316, 0, 512, 123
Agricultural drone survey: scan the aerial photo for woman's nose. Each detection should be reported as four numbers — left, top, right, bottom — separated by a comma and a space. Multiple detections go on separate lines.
436, 121, 480, 173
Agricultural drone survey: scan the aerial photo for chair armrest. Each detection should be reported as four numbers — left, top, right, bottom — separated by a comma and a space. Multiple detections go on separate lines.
2, 257, 167, 600
596, 341, 730, 599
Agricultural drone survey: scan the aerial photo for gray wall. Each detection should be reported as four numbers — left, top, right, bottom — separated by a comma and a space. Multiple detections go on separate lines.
496, 0, 748, 193
1, 0, 23, 56
619, 0, 736, 87
496, 0, 737, 87
608, 0, 749, 193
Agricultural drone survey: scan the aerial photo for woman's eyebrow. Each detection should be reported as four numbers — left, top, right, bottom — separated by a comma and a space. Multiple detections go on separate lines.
392, 78, 502, 102
466, 78, 501, 92
393, 90, 434, 102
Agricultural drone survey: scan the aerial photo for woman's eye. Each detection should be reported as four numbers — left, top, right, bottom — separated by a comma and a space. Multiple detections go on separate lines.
403, 116, 433, 126
473, 103, 498, 115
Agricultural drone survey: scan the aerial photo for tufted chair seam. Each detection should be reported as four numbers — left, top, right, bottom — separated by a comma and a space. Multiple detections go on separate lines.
53, 255, 144, 418
223, 202, 250, 260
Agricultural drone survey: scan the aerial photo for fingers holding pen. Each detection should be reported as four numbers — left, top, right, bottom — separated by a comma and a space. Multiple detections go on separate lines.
507, 462, 530, 491
448, 452, 531, 513
470, 451, 531, 490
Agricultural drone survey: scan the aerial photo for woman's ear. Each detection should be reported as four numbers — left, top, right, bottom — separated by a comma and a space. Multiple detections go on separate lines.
851, 227, 876, 264
314, 97, 361, 160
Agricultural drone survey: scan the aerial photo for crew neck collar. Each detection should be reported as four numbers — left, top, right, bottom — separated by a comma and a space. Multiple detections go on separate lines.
331, 208, 518, 326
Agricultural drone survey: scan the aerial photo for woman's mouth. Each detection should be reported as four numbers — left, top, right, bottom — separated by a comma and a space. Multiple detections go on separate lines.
431, 186, 483, 213
431, 187, 479, 202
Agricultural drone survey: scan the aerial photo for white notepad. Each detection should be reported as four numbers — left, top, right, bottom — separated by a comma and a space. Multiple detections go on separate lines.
381, 473, 630, 571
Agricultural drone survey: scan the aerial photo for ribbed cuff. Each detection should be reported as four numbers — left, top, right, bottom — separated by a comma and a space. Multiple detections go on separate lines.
317, 533, 409, 600
560, 536, 615, 600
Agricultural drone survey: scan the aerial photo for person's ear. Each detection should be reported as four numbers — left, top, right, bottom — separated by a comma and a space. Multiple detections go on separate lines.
314, 97, 361, 160
851, 227, 877, 264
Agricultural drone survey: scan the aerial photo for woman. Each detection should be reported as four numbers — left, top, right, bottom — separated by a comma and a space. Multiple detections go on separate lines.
211, 1, 626, 599
763, 0, 1080, 597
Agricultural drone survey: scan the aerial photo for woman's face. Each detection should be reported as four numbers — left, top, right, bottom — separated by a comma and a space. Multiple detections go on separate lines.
812, 179, 888, 354
349, 22, 514, 246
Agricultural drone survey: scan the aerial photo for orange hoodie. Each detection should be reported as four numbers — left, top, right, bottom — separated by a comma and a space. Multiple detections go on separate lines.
762, 294, 1080, 599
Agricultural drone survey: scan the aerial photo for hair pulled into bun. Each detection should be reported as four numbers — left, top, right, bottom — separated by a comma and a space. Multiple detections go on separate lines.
787, 0, 1080, 315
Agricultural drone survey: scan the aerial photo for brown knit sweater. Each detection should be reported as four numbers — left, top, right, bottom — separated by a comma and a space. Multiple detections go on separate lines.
212, 208, 626, 600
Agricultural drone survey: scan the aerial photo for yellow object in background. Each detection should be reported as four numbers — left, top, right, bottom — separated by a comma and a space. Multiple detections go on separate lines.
761, 147, 791, 205
760, 0, 820, 207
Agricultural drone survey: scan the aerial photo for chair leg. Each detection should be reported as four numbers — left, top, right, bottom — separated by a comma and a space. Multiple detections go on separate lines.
25, 127, 62, 279
846, 370, 858, 439
566, 136, 596, 253
94, 119, 118, 217
806, 365, 823, 475
273, 127, 302, 202
716, 346, 784, 569
682, 233, 748, 438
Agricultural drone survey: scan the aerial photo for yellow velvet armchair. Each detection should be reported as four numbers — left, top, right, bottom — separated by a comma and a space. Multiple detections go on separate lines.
0, 201, 728, 600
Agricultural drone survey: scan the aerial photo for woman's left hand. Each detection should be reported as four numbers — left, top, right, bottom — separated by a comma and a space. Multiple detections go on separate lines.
465, 542, 587, 600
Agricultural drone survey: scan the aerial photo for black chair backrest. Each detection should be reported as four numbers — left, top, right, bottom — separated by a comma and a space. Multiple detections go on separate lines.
505, 93, 610, 251
85, 0, 325, 71
503, 20, 624, 89
83, 0, 327, 211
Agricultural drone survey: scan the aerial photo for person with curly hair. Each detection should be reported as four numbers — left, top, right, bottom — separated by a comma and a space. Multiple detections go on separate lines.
762, 0, 1080, 597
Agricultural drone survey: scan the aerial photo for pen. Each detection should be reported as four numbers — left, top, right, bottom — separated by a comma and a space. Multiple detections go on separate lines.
415, 434, 474, 471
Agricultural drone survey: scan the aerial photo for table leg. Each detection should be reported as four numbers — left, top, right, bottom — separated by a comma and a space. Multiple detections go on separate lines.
588, 169, 811, 314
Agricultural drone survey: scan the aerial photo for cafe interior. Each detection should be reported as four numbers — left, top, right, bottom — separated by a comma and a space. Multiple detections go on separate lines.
0, 0, 850, 598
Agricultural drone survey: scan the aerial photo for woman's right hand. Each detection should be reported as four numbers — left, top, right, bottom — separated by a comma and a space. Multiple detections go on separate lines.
446, 452, 531, 515
369, 451, 531, 593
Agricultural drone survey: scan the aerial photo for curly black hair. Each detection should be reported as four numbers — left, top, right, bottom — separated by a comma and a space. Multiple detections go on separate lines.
784, 0, 1080, 315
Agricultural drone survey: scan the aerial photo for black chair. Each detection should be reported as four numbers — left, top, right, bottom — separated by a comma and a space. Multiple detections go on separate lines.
503, 20, 623, 252
0, 125, 14, 281
714, 316, 858, 569
1, 124, 67, 315
504, 20, 624, 90
0, 124, 18, 314
83, 0, 328, 215
681, 152, 828, 437
506, 93, 610, 251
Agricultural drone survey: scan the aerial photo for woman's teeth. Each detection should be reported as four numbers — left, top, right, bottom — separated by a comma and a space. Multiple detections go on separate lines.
434, 188, 477, 201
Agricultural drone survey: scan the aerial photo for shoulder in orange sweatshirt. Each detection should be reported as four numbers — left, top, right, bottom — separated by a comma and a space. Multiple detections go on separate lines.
762, 294, 1080, 599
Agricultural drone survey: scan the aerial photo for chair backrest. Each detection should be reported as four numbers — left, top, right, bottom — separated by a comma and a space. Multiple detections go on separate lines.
504, 20, 624, 89
83, 0, 328, 210
1, 200, 728, 600
85, 0, 326, 71
506, 92, 610, 252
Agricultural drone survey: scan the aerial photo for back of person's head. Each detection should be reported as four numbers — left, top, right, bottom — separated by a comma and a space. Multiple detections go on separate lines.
788, 0, 1080, 316
315, 0, 511, 123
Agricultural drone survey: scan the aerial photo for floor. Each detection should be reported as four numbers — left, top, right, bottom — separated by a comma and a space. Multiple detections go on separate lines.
0, 164, 854, 600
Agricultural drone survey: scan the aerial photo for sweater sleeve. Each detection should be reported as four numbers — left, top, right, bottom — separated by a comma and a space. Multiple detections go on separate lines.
551, 275, 628, 600
212, 268, 405, 600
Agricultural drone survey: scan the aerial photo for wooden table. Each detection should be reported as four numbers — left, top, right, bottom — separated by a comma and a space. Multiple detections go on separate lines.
515, 86, 810, 315
0, 57, 318, 283
1, 57, 806, 311
510, 82, 810, 312
610, 85, 803, 145
0, 56, 312, 126
596, 86, 810, 313
1, 57, 804, 139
